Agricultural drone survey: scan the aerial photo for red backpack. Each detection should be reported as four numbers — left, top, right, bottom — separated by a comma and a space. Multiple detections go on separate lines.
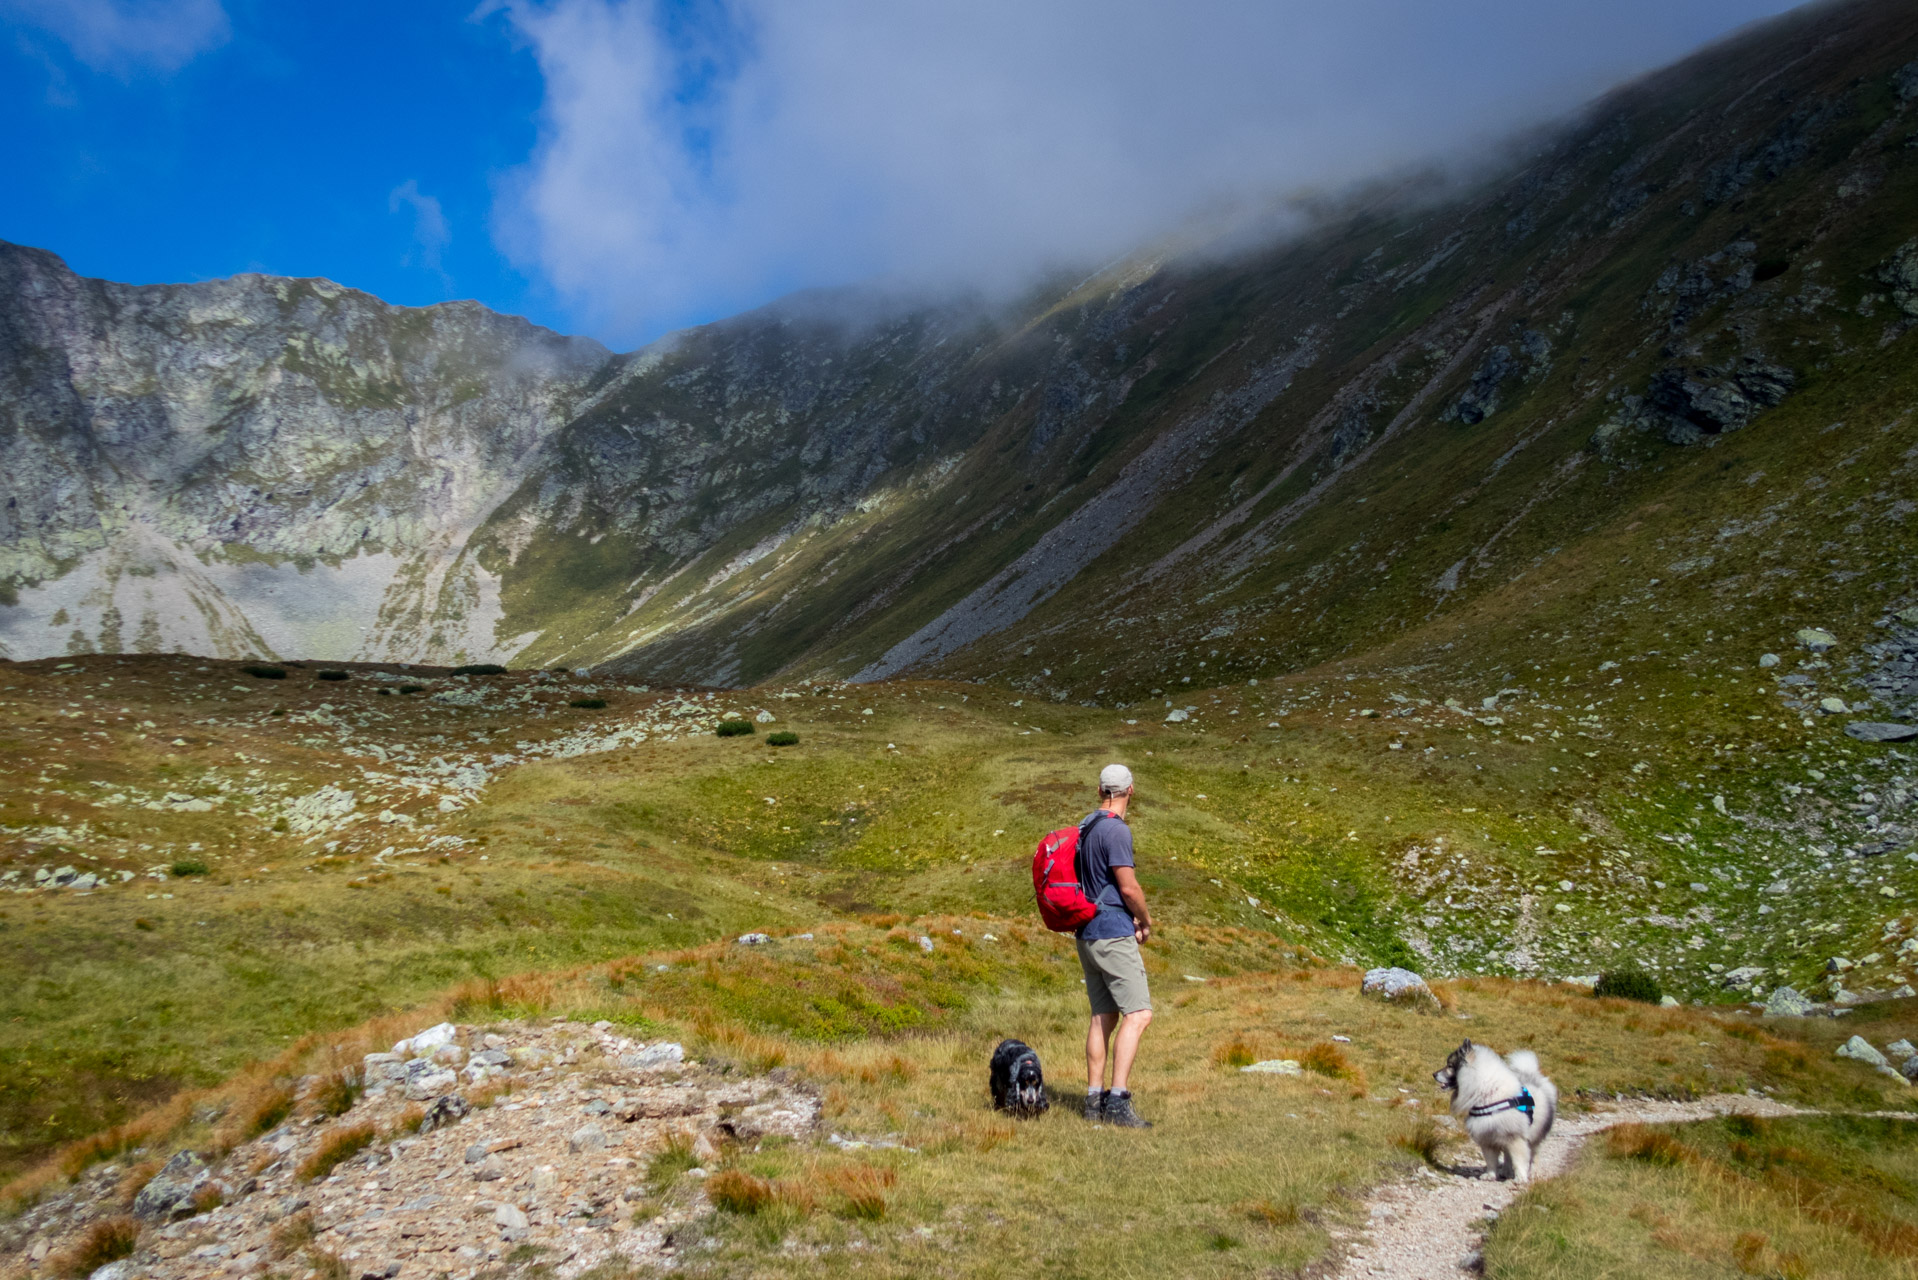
1031, 813, 1111, 932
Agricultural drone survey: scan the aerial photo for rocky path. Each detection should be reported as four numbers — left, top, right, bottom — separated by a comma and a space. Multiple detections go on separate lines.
4, 1020, 819, 1280
1332, 1094, 1812, 1280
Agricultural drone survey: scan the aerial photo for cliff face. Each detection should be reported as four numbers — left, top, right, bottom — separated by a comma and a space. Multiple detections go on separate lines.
0, 246, 607, 662
3, 0, 1917, 688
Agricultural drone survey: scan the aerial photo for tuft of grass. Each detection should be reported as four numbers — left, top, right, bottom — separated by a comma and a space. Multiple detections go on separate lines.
821, 1164, 895, 1220
1239, 1198, 1301, 1227
270, 1212, 316, 1258
1606, 1123, 1692, 1166
243, 1085, 295, 1137
169, 860, 209, 878
1214, 1035, 1259, 1069
715, 720, 755, 738
61, 1216, 138, 1276
240, 665, 286, 680
1394, 1116, 1445, 1167
310, 1069, 362, 1118
188, 1181, 224, 1214
707, 1168, 777, 1214
1299, 1041, 1357, 1081
305, 1248, 350, 1280
766, 730, 799, 746
646, 1132, 701, 1191
397, 683, 425, 694
297, 1123, 375, 1182
1595, 968, 1664, 1004
569, 698, 608, 709
450, 663, 507, 676
315, 670, 349, 682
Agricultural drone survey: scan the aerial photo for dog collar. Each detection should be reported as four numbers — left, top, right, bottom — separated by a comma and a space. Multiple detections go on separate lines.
1468, 1088, 1535, 1119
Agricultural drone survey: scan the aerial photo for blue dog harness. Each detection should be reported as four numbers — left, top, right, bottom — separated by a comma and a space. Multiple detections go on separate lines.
1468, 1088, 1535, 1120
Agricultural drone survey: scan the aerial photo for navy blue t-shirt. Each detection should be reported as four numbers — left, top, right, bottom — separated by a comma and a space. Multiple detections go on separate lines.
1076, 810, 1137, 940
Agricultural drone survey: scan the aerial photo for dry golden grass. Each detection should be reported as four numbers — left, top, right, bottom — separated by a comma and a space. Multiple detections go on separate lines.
295, 1124, 375, 1183
48, 1216, 138, 1278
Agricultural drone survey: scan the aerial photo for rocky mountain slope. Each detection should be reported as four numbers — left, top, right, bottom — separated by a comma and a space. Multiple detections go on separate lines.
2, 1, 1914, 699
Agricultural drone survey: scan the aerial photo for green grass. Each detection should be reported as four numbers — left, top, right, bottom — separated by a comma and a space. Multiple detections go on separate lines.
1484, 1115, 1918, 1279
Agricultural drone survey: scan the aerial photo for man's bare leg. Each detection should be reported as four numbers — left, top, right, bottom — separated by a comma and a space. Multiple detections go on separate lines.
1108, 1009, 1154, 1092
1086, 1011, 1119, 1089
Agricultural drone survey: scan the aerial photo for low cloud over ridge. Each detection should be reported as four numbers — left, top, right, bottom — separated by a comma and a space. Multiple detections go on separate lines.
497, 0, 1797, 346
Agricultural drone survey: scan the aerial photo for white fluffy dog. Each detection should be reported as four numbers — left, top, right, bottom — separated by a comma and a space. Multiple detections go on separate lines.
1432, 1040, 1557, 1182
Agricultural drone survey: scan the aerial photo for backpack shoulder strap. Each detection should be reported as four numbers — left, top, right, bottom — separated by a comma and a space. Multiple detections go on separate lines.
1076, 811, 1111, 894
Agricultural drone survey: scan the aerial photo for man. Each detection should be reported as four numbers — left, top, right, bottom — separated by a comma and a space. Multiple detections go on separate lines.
1077, 763, 1154, 1128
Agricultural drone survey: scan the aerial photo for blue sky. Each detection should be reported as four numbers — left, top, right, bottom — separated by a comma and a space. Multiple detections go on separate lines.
2, 1, 1800, 350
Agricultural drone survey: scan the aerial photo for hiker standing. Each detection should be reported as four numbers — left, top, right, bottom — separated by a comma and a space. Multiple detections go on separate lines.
1078, 763, 1154, 1127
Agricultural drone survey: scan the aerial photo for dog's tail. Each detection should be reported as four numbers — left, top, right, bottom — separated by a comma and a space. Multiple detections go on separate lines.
1507, 1049, 1542, 1080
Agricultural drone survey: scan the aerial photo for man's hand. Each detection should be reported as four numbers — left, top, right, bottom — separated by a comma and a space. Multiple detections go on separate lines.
1114, 865, 1152, 943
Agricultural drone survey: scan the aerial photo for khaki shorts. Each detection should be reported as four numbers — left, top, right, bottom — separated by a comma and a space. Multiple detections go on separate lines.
1077, 935, 1152, 1016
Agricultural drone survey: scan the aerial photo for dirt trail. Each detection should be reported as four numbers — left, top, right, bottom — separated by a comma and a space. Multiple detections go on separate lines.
1332, 1094, 1811, 1280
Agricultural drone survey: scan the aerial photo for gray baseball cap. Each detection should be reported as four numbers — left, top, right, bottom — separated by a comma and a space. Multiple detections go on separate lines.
1099, 763, 1134, 793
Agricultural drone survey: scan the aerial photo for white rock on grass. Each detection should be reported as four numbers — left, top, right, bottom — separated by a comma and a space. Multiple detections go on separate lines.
1764, 986, 1815, 1017
1362, 966, 1440, 1012
1241, 1060, 1303, 1075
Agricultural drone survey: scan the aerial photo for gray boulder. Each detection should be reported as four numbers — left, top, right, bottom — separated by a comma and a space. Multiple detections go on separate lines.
133, 1150, 209, 1220
1362, 966, 1440, 1012
1720, 966, 1766, 991
619, 1042, 685, 1071
1763, 986, 1814, 1017
1835, 1035, 1889, 1069
1844, 722, 1918, 743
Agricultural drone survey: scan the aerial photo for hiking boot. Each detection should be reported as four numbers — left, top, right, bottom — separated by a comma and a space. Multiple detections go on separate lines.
1102, 1089, 1151, 1129
1083, 1091, 1106, 1121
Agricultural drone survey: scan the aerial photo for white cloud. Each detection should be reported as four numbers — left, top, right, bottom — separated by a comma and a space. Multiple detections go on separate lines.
2, 0, 229, 74
389, 179, 453, 285
497, 0, 1798, 346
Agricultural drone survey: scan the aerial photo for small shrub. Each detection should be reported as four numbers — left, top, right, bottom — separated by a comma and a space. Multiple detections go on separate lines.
397, 684, 425, 694
169, 860, 209, 878
65, 1216, 139, 1275
270, 707, 286, 717
450, 663, 507, 676
569, 698, 607, 709
316, 670, 349, 682
134, 918, 155, 931
297, 1123, 375, 1181
715, 719, 755, 737
1594, 968, 1663, 1004
188, 1181, 224, 1214
241, 665, 287, 680
311, 1069, 363, 1119
306, 1248, 350, 1280
708, 1169, 776, 1214
391, 1106, 427, 1136
766, 731, 799, 746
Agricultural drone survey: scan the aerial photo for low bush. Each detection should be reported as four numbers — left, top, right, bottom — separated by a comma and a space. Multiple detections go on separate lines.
1605, 1123, 1691, 1165
169, 860, 209, 878
766, 730, 800, 746
297, 1123, 375, 1182
240, 665, 287, 680
1594, 968, 1663, 1004
569, 698, 607, 709
450, 663, 507, 676
316, 670, 349, 682
1393, 1117, 1444, 1166
822, 1165, 894, 1220
397, 684, 425, 694
1299, 1041, 1357, 1081
1213, 1036, 1258, 1069
715, 720, 755, 737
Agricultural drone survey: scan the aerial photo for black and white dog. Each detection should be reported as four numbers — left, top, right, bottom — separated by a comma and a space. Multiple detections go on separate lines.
989, 1038, 1049, 1115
